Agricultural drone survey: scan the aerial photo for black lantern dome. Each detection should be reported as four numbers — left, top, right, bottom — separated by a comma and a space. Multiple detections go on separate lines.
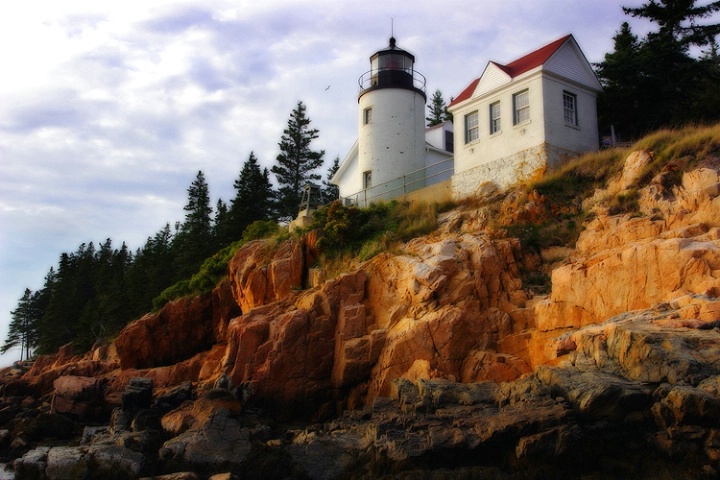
358, 37, 426, 100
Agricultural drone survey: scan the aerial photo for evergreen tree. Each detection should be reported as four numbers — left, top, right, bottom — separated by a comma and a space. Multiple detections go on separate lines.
271, 101, 325, 221
322, 155, 341, 202
596, 1, 720, 138
426, 89, 449, 126
230, 152, 275, 238
2, 288, 41, 361
126, 224, 176, 317
595, 22, 648, 140
174, 171, 214, 276
38, 243, 96, 353
213, 198, 232, 249
623, 0, 720, 48
691, 39, 720, 119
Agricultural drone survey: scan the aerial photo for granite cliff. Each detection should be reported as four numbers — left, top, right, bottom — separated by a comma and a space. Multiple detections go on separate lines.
2, 133, 720, 478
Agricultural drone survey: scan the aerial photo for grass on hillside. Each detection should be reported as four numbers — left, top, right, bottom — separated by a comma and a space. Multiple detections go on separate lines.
507, 123, 720, 252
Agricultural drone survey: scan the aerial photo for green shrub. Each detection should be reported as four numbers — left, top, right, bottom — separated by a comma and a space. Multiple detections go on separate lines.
310, 200, 439, 260
243, 220, 282, 242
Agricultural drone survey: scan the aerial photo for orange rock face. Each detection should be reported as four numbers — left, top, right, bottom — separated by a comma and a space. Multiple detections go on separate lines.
533, 152, 720, 367
115, 293, 215, 370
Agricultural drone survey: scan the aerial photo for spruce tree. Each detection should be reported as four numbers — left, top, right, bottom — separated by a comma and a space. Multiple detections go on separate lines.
2, 288, 41, 361
595, 23, 648, 139
596, 1, 720, 137
426, 89, 448, 127
271, 101, 325, 221
623, 0, 720, 48
174, 171, 214, 276
230, 152, 275, 238
322, 155, 340, 202
213, 198, 232, 249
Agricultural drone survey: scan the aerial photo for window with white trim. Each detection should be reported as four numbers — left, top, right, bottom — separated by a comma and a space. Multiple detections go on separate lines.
489, 101, 501, 134
363, 107, 372, 125
513, 90, 530, 125
465, 111, 479, 143
563, 91, 578, 126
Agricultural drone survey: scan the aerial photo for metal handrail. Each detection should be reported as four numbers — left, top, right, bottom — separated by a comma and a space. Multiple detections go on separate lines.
341, 158, 453, 208
358, 68, 427, 93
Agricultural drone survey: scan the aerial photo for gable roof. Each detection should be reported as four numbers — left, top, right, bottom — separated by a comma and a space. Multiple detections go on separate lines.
449, 35, 572, 108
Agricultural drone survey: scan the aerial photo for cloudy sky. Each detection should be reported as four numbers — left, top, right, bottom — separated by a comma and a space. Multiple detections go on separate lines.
0, 0, 656, 365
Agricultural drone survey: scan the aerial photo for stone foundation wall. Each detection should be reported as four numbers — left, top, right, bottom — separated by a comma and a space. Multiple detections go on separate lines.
451, 143, 579, 200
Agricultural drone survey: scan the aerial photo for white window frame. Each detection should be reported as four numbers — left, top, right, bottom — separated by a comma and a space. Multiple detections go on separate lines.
513, 90, 530, 125
465, 110, 479, 143
489, 101, 501, 134
563, 91, 578, 126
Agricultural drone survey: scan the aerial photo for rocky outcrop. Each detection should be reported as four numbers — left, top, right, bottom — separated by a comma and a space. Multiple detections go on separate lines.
534, 152, 720, 366
4, 146, 720, 478
115, 294, 215, 370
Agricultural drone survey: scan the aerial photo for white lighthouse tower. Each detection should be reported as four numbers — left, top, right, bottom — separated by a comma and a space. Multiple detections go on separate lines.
355, 37, 427, 199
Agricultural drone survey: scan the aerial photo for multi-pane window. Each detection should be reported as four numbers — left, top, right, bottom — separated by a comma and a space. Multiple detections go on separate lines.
513, 90, 530, 125
490, 101, 501, 134
363, 107, 372, 125
465, 111, 479, 143
563, 91, 578, 126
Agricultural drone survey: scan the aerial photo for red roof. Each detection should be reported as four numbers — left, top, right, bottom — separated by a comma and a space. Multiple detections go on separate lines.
449, 35, 572, 107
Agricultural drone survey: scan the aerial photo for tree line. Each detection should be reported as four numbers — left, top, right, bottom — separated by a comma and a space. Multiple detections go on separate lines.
3, 101, 339, 359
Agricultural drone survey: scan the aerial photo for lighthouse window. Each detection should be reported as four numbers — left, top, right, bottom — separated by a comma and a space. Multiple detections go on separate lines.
464, 111, 479, 143
364, 107, 373, 125
490, 101, 501, 134
363, 170, 372, 189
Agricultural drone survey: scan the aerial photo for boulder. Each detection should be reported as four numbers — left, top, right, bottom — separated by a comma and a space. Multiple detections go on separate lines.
51, 375, 103, 419
159, 409, 251, 475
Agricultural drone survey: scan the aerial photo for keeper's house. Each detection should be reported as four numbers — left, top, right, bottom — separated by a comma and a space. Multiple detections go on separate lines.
331, 34, 601, 206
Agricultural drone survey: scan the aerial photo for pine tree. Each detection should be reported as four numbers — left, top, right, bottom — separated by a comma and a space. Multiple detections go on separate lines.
2, 288, 41, 361
426, 89, 448, 127
596, 1, 720, 137
595, 22, 648, 139
126, 224, 176, 316
271, 101, 325, 221
230, 152, 275, 238
322, 155, 340, 202
213, 198, 232, 249
623, 0, 720, 48
174, 171, 214, 276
